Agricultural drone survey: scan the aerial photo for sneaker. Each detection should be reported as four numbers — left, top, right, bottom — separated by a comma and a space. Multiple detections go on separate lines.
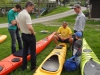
27, 66, 30, 69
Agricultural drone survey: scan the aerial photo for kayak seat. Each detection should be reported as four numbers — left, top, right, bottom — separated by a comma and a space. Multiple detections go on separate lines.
55, 52, 60, 55
83, 49, 92, 52
55, 46, 62, 49
11, 58, 20, 62
42, 55, 59, 72
59, 45, 65, 47
0, 66, 3, 71
13, 49, 30, 57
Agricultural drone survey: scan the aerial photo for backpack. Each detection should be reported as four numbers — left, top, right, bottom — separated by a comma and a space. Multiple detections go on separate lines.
64, 55, 78, 71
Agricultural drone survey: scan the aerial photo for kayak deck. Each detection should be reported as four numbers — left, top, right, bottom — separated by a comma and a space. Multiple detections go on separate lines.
34, 43, 67, 75
81, 38, 100, 75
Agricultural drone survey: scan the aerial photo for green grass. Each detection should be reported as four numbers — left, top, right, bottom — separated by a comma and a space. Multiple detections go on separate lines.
31, 5, 70, 19
0, 14, 100, 75
43, 6, 70, 16
0, 16, 8, 24
0, 6, 70, 23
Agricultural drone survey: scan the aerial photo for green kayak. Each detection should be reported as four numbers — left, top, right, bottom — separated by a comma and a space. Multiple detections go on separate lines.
81, 38, 100, 75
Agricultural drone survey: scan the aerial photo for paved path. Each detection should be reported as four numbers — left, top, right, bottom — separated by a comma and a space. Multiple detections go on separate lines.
0, 7, 86, 28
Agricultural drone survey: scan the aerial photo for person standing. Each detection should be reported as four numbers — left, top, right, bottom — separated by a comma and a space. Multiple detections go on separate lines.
17, 1, 36, 71
73, 4, 86, 35
72, 4, 86, 51
7, 4, 23, 54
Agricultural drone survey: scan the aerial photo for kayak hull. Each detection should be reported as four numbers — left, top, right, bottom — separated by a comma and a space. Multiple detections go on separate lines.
0, 35, 7, 43
81, 38, 100, 75
0, 32, 55, 75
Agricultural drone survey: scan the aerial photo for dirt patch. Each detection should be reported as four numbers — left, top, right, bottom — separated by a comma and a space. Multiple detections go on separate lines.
41, 21, 74, 29
41, 21, 62, 26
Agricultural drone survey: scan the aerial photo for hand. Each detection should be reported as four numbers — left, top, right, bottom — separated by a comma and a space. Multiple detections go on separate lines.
64, 37, 68, 40
34, 32, 36, 35
33, 32, 36, 35
18, 28, 20, 30
60, 37, 64, 41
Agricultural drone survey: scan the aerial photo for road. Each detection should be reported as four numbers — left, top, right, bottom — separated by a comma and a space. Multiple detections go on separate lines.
0, 7, 86, 28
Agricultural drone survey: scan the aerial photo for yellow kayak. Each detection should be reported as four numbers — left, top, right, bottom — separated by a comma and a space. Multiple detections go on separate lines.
34, 43, 67, 75
0, 35, 7, 43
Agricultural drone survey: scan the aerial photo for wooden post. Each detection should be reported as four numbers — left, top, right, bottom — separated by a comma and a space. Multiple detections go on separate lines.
38, 0, 40, 16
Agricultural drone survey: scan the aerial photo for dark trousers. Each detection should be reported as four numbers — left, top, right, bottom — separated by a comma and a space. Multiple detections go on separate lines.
22, 33, 36, 70
8, 27, 23, 53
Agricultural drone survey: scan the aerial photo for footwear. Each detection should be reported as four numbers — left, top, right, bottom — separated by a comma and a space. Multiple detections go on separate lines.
27, 66, 30, 69
31, 67, 37, 72
22, 66, 29, 71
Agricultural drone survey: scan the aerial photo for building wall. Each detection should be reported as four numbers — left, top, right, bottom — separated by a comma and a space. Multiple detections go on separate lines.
90, 0, 100, 18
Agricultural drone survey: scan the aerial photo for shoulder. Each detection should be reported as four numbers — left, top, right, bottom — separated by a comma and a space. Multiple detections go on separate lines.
75, 39, 82, 45
59, 26, 63, 29
79, 13, 86, 18
8, 9, 13, 15
67, 27, 71, 29
67, 27, 72, 30
19, 10, 30, 17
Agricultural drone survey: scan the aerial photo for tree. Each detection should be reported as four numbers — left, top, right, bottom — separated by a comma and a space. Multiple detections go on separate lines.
0, 0, 8, 7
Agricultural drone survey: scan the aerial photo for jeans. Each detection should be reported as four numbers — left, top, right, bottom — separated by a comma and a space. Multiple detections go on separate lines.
75, 56, 81, 66
8, 28, 23, 53
22, 33, 36, 70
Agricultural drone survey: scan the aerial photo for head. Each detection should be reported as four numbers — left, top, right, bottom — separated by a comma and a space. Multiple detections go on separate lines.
62, 21, 68, 29
75, 31, 82, 39
72, 4, 81, 14
15, 4, 22, 12
25, 1, 34, 13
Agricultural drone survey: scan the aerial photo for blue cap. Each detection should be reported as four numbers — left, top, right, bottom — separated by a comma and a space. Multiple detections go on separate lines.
75, 32, 82, 37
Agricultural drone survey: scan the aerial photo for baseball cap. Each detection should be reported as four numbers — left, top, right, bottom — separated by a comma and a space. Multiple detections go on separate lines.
72, 4, 81, 9
75, 31, 82, 37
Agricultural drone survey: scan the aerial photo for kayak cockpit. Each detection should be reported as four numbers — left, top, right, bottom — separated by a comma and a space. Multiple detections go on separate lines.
84, 59, 100, 75
42, 55, 59, 72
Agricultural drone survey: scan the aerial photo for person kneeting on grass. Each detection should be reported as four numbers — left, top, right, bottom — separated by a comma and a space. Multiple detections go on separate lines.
73, 31, 82, 66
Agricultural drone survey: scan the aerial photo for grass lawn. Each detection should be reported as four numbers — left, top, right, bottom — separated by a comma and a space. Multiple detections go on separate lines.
41, 6, 70, 16
0, 14, 100, 75
0, 16, 8, 24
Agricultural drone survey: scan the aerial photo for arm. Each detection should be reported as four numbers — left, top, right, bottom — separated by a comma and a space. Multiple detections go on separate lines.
78, 16, 86, 31
17, 22, 20, 30
55, 27, 62, 37
66, 34, 72, 39
26, 14, 35, 35
8, 11, 17, 25
65, 27, 72, 39
11, 20, 17, 25
27, 24, 35, 35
